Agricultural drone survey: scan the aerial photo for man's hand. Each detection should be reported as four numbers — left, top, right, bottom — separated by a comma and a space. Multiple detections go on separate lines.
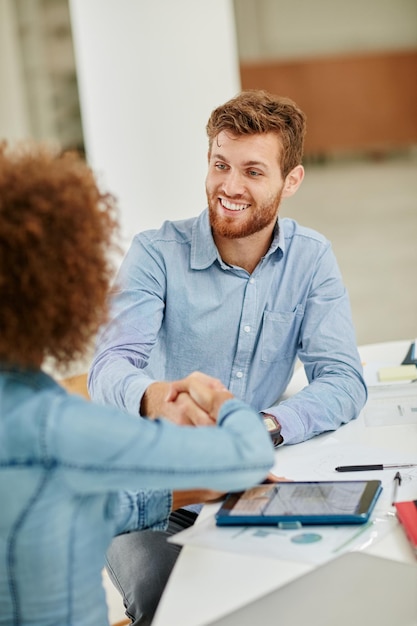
263, 472, 291, 483
172, 489, 226, 510
141, 371, 232, 426
172, 475, 291, 511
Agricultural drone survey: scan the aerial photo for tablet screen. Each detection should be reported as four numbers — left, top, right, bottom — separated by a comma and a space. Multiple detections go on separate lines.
216, 480, 382, 526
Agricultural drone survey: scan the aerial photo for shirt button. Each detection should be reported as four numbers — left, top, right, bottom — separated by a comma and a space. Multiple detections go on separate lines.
236, 371, 243, 379
244, 325, 251, 333
249, 278, 255, 284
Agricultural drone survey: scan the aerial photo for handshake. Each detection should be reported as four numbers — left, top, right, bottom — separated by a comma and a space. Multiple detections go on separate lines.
141, 371, 235, 426
145, 371, 284, 508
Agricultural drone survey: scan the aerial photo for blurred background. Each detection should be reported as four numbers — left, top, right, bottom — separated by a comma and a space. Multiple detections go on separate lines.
1, 0, 416, 352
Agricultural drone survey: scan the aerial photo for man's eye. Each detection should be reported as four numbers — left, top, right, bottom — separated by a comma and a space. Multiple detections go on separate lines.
248, 170, 261, 177
215, 163, 227, 170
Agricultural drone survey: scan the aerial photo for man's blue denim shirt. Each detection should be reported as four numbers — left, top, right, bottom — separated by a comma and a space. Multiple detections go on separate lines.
0, 367, 272, 625
89, 211, 367, 443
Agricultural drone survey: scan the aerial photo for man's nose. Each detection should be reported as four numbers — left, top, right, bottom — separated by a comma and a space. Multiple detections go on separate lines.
222, 170, 245, 196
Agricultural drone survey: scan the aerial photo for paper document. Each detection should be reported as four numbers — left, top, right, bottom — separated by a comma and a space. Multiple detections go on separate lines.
170, 442, 417, 565
169, 510, 392, 565
364, 383, 417, 426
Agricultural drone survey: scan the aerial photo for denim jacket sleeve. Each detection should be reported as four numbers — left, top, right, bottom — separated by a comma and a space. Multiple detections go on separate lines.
47, 394, 274, 499
106, 489, 173, 535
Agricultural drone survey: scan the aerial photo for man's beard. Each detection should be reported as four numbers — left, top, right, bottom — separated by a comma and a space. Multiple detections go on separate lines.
207, 189, 283, 240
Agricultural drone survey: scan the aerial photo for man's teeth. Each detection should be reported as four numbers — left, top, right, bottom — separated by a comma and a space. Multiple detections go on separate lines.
221, 199, 249, 211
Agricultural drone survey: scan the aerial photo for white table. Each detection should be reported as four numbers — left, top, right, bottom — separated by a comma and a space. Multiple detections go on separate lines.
153, 340, 417, 626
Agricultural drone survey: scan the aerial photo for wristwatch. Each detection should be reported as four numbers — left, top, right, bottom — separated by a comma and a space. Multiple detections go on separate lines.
261, 413, 284, 448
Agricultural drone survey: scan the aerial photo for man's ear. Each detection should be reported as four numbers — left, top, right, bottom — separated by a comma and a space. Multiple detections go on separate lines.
282, 165, 304, 198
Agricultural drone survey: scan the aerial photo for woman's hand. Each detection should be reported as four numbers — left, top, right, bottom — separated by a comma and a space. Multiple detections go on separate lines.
164, 371, 233, 425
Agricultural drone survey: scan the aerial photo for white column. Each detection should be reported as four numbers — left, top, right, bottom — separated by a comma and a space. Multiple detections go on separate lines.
69, 0, 241, 248
0, 0, 31, 140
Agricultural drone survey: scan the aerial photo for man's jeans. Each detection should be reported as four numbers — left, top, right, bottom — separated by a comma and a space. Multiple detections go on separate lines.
106, 509, 198, 626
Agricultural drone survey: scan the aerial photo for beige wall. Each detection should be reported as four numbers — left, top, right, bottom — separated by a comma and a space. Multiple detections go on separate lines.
234, 0, 417, 61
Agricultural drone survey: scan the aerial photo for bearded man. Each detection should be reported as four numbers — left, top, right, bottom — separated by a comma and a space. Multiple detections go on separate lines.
88, 90, 366, 626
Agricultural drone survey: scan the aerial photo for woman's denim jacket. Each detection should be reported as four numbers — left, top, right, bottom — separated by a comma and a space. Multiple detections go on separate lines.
0, 367, 273, 625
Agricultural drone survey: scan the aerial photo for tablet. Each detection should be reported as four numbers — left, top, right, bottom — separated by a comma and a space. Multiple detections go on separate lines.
215, 480, 382, 526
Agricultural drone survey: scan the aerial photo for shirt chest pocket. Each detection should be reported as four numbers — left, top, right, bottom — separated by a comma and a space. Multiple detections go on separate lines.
261, 306, 304, 363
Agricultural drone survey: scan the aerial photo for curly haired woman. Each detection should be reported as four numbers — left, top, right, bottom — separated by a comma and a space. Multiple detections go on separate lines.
0, 142, 273, 626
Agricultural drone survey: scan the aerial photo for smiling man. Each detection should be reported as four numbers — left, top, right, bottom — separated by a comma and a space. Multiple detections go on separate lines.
206, 130, 303, 273
88, 90, 367, 625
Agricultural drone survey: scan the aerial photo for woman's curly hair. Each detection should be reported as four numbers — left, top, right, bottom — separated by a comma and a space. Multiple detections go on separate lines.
0, 141, 119, 370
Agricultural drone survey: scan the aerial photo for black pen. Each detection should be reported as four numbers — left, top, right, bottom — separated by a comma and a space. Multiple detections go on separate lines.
391, 471, 402, 505
335, 463, 417, 472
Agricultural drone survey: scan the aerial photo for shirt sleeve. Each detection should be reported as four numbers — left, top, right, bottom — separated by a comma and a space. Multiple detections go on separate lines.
262, 243, 367, 444
88, 234, 165, 415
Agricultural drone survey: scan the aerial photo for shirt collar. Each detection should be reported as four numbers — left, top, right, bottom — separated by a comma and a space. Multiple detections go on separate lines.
268, 218, 285, 257
191, 209, 220, 270
190, 209, 284, 270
